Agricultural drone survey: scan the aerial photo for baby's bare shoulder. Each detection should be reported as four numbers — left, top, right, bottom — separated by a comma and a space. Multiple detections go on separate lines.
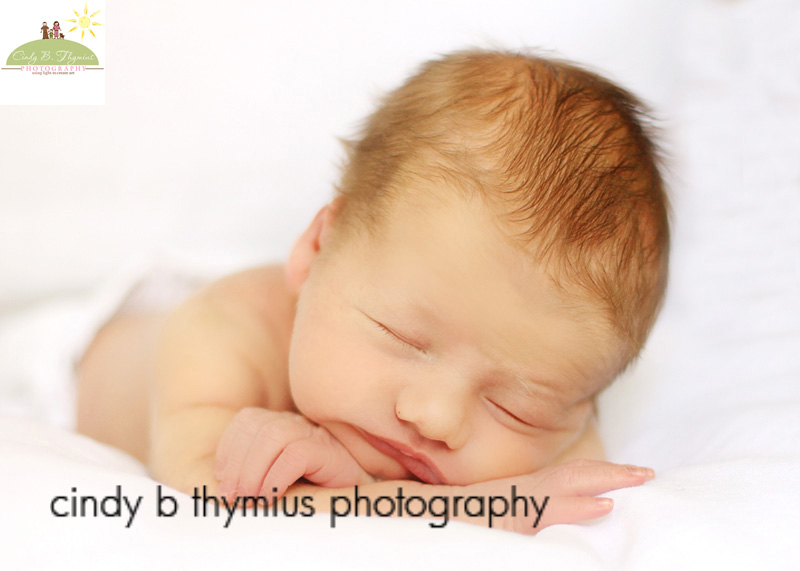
205, 261, 297, 352
167, 263, 297, 410
198, 264, 297, 336
204, 264, 294, 310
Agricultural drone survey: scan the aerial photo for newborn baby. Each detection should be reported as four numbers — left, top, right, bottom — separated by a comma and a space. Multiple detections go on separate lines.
76, 49, 669, 533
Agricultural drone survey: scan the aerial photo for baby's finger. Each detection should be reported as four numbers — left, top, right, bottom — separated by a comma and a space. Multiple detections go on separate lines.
502, 496, 615, 535
259, 431, 371, 499
216, 412, 312, 499
538, 460, 655, 497
215, 413, 261, 495
233, 421, 315, 498
214, 408, 262, 480
257, 440, 313, 499
303, 428, 374, 487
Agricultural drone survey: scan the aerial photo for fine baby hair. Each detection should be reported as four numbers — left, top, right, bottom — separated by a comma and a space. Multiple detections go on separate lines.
326, 49, 670, 376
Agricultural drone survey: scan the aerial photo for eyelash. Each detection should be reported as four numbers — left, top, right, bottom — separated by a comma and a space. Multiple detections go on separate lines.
375, 322, 422, 353
487, 398, 534, 428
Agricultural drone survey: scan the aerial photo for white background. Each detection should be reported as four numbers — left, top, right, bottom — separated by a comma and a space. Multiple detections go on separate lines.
0, 0, 680, 308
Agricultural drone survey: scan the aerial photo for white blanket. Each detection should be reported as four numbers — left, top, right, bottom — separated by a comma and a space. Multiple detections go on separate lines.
3, 347, 799, 569
2, 0, 799, 568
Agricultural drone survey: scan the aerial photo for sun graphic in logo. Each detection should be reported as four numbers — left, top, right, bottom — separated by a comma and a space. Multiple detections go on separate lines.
66, 2, 103, 42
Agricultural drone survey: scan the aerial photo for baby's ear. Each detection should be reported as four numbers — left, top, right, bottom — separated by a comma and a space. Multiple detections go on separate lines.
285, 198, 343, 293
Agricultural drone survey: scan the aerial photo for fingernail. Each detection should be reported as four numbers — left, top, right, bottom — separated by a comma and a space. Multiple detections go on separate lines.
637, 467, 655, 480
597, 498, 613, 509
628, 466, 655, 480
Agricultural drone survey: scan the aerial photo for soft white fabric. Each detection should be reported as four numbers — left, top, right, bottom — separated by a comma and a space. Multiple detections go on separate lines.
2, 0, 799, 568
2, 390, 798, 569
0, 255, 214, 430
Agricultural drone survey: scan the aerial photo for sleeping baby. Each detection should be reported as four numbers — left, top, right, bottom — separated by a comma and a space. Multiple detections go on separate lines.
76, 49, 669, 533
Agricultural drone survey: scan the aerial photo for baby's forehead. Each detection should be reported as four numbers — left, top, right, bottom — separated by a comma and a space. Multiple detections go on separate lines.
344, 194, 623, 388
367, 190, 598, 300
372, 190, 587, 291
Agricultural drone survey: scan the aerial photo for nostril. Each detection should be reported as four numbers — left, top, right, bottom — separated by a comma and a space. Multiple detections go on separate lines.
395, 402, 409, 422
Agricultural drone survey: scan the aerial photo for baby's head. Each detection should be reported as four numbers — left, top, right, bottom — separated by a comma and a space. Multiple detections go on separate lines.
286, 50, 669, 485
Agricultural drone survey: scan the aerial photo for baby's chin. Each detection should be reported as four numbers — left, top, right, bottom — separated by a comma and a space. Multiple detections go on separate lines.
347, 439, 418, 482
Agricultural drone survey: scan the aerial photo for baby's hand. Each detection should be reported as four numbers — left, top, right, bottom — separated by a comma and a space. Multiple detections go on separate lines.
214, 408, 374, 502
456, 459, 654, 534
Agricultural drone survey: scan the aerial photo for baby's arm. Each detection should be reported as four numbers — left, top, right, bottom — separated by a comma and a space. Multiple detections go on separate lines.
252, 461, 653, 534
148, 267, 295, 495
149, 266, 653, 535
214, 406, 653, 534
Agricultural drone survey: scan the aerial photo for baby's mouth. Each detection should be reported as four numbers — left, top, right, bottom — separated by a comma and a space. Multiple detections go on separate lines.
359, 430, 446, 485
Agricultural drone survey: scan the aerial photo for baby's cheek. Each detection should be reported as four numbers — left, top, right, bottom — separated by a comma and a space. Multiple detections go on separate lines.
287, 347, 320, 420
287, 345, 347, 424
286, 361, 324, 421
459, 427, 559, 483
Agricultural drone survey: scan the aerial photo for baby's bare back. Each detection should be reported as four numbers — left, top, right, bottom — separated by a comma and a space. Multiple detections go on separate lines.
76, 264, 297, 466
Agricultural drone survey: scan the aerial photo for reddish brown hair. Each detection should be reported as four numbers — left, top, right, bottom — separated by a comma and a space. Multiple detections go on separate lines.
328, 49, 670, 368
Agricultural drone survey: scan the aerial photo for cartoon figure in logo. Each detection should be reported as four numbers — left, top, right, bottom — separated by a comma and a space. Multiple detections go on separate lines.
53, 21, 61, 39
41, 21, 50, 40
49, 29, 54, 39
60, 33, 65, 39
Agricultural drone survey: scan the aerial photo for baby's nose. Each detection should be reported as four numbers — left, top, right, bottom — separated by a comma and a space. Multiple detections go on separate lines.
395, 382, 470, 450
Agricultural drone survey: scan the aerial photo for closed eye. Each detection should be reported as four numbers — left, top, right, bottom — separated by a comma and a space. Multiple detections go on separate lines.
485, 398, 536, 428
374, 321, 426, 354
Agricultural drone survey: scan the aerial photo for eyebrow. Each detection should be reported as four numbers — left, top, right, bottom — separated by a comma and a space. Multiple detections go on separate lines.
393, 295, 444, 325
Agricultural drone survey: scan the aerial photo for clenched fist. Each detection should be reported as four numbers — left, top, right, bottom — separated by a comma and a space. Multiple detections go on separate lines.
214, 408, 375, 501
